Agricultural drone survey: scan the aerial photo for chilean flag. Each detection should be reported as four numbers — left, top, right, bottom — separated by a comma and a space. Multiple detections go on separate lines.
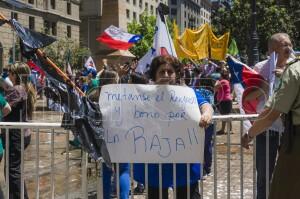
97, 25, 142, 50
227, 56, 266, 130
135, 3, 177, 74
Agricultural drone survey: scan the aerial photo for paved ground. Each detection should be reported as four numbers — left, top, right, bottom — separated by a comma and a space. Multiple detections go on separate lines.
0, 100, 256, 199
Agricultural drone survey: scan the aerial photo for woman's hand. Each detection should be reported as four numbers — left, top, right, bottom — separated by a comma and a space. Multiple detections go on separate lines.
199, 113, 212, 128
199, 103, 213, 128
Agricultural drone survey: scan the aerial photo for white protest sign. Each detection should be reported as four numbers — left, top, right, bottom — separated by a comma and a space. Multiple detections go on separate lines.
99, 84, 204, 163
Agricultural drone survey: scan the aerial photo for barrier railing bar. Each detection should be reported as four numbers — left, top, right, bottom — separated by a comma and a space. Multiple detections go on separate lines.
82, 151, 88, 199
35, 128, 40, 199
173, 163, 177, 199
21, 128, 24, 199
145, 163, 148, 199
159, 163, 162, 199
240, 121, 244, 199
5, 128, 9, 199
187, 163, 190, 199
226, 122, 231, 199
65, 131, 70, 199
50, 129, 55, 199
116, 163, 120, 199
266, 132, 270, 199
130, 164, 134, 199
213, 121, 217, 199
253, 138, 257, 199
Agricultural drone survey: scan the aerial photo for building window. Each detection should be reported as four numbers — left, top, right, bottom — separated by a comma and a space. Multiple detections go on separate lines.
126, 0, 130, 2
126, 9, 130, 19
171, 0, 177, 5
133, 0, 136, 5
150, 5, 154, 14
50, 0, 55, 9
67, 2, 71, 15
171, 8, 177, 16
44, 20, 50, 34
51, 22, 57, 36
29, 16, 35, 30
145, 2, 148, 11
139, 0, 142, 8
43, 0, 48, 9
11, 12, 18, 20
133, 12, 137, 20
28, 0, 34, 4
67, 25, 71, 38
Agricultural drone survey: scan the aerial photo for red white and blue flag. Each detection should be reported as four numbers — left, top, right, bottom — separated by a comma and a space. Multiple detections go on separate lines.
135, 3, 177, 74
97, 25, 142, 50
227, 56, 266, 130
84, 56, 96, 70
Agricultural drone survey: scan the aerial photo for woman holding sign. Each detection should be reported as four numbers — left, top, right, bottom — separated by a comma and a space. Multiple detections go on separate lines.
134, 55, 213, 199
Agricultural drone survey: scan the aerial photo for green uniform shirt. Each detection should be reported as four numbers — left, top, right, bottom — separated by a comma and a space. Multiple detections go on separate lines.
0, 93, 8, 121
0, 93, 8, 155
265, 60, 300, 125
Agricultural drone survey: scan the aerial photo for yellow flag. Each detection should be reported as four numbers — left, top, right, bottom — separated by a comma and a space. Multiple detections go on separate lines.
173, 22, 198, 59
209, 28, 230, 61
173, 23, 229, 60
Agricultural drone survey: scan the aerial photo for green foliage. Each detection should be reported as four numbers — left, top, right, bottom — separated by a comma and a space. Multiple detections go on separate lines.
212, 0, 298, 60
127, 13, 174, 58
43, 38, 90, 71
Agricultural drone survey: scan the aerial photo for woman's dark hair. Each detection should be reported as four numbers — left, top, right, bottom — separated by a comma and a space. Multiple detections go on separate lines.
221, 69, 230, 80
198, 75, 215, 92
9, 62, 36, 119
99, 70, 119, 86
130, 72, 149, 84
148, 55, 182, 81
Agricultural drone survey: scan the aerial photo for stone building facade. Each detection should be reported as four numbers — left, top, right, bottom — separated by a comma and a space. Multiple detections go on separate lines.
0, 0, 80, 71
80, 0, 169, 67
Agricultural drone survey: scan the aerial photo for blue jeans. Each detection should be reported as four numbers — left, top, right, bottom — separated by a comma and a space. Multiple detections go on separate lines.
255, 131, 280, 199
204, 124, 214, 174
103, 163, 130, 199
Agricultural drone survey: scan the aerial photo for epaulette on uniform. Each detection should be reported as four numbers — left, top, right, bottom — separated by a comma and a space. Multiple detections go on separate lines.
287, 58, 300, 67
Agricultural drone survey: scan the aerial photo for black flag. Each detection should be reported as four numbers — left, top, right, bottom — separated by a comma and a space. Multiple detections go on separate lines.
15, 23, 111, 165
11, 19, 56, 49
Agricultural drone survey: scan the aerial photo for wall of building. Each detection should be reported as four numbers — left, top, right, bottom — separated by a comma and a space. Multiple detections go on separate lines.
80, 0, 170, 68
169, 0, 212, 34
0, 0, 80, 71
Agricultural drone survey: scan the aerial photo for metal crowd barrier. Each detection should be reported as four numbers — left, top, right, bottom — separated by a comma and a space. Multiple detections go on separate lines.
0, 113, 281, 199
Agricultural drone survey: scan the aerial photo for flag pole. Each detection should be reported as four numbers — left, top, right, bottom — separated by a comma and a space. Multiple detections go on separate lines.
0, 12, 85, 97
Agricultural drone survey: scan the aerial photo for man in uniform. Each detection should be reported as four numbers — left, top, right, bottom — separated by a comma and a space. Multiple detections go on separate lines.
244, 33, 292, 199
241, 33, 299, 198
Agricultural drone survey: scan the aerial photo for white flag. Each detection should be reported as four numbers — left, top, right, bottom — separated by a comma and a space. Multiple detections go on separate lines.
84, 56, 96, 70
136, 5, 177, 74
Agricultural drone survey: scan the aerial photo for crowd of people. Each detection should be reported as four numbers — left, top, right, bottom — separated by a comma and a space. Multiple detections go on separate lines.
60, 54, 235, 199
0, 32, 298, 199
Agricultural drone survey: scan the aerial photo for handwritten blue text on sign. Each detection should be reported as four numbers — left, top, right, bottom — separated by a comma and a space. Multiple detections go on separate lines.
99, 84, 204, 163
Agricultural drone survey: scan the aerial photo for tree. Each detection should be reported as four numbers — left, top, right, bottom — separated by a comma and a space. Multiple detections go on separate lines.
127, 13, 174, 59
43, 38, 90, 71
278, 0, 300, 49
212, 0, 297, 61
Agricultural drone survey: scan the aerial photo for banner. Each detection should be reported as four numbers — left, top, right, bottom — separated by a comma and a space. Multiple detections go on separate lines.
174, 23, 229, 61
174, 23, 209, 60
209, 28, 230, 61
99, 84, 204, 163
